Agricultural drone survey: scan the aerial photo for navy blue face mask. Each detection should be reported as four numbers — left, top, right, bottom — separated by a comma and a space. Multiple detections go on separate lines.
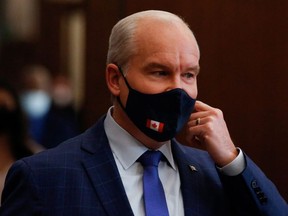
117, 66, 196, 142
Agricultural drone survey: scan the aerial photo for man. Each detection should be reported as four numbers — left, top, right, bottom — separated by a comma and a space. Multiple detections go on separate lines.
0, 10, 287, 215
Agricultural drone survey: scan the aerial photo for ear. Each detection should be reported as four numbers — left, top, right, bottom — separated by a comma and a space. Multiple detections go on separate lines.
106, 63, 122, 97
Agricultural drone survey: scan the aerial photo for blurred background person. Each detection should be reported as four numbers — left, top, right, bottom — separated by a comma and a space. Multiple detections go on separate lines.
20, 64, 52, 146
20, 64, 80, 149
0, 78, 37, 204
43, 74, 80, 148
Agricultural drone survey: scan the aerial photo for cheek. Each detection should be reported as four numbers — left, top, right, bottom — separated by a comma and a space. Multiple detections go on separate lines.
183, 84, 198, 99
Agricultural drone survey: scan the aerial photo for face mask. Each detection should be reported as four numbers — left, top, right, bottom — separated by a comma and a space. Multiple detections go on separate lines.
117, 66, 196, 142
21, 90, 51, 119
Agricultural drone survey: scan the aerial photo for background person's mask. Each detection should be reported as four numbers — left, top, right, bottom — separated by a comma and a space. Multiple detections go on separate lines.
21, 90, 51, 119
117, 66, 196, 142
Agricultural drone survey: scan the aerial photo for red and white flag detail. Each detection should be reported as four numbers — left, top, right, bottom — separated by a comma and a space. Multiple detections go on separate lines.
146, 119, 164, 133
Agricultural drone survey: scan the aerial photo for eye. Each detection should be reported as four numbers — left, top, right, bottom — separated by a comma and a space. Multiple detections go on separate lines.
152, 71, 169, 77
182, 72, 196, 79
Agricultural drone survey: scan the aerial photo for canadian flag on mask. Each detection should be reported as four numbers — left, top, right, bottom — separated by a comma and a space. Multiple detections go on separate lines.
146, 119, 164, 133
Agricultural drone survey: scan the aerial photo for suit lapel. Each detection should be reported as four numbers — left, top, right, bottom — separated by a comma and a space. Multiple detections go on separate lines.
172, 141, 203, 216
81, 117, 134, 216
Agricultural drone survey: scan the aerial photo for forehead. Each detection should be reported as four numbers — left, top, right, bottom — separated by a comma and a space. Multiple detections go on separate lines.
130, 18, 200, 68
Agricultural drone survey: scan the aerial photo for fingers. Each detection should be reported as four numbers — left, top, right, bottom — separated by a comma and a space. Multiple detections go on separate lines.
188, 116, 207, 127
186, 100, 224, 145
185, 100, 237, 166
188, 100, 211, 127
195, 118, 201, 126
186, 118, 206, 142
194, 100, 214, 112
189, 101, 223, 121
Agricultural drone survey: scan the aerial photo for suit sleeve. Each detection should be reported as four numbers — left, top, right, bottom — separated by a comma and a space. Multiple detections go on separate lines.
0, 160, 42, 215
219, 153, 288, 216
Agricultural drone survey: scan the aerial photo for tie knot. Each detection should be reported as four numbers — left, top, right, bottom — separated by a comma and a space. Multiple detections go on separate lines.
138, 151, 162, 167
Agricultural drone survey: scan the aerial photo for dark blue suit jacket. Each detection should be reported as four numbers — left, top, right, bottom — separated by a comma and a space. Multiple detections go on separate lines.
1, 116, 287, 215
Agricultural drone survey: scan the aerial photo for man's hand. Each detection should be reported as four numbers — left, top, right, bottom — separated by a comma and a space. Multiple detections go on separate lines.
186, 101, 238, 167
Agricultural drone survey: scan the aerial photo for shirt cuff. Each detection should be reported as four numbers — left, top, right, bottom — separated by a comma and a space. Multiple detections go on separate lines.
217, 148, 246, 176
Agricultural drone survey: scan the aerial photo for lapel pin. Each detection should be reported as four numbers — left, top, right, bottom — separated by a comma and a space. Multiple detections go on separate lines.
189, 165, 198, 172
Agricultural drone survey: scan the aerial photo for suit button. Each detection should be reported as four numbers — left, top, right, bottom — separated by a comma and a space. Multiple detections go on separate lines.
259, 195, 268, 204
254, 187, 261, 193
251, 180, 258, 188
257, 191, 264, 197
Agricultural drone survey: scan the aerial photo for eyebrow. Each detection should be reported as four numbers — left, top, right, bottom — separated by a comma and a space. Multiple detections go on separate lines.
143, 62, 200, 75
193, 65, 200, 75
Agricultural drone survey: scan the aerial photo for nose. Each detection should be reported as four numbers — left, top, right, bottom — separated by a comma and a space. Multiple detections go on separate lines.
166, 76, 182, 91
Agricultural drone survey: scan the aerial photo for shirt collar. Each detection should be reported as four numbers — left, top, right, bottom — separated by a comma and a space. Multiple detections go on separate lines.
104, 106, 176, 170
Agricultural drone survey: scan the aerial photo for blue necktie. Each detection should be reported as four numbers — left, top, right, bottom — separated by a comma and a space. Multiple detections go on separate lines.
138, 150, 169, 216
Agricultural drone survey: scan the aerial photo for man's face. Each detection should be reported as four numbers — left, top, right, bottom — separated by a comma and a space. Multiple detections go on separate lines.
119, 19, 200, 106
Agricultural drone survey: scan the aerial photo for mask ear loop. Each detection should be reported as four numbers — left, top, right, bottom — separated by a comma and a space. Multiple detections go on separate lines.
116, 64, 133, 90
114, 64, 130, 111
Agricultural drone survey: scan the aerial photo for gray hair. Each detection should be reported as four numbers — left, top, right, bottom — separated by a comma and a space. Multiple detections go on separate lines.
106, 10, 192, 71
